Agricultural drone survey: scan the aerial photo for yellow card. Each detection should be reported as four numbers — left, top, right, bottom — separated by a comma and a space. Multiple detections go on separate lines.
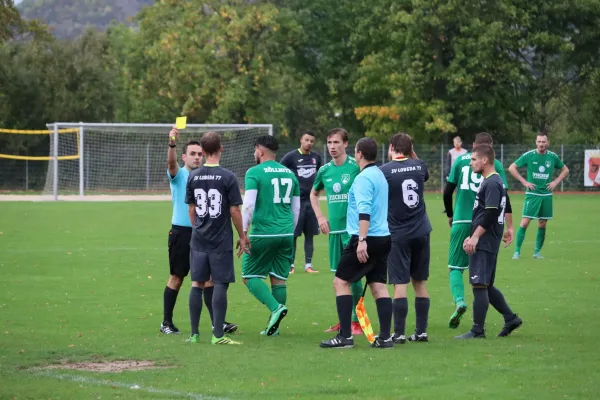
176, 117, 187, 130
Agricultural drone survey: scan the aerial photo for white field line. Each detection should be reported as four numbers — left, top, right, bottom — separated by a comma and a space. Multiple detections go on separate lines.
32, 370, 229, 400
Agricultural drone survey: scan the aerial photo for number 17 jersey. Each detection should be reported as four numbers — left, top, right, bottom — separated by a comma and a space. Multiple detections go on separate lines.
447, 153, 508, 225
245, 160, 300, 236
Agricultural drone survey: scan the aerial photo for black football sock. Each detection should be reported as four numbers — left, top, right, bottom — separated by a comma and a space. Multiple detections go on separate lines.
376, 297, 393, 340
212, 283, 229, 338
415, 297, 430, 335
336, 295, 353, 338
189, 286, 203, 335
163, 286, 179, 324
472, 287, 489, 334
203, 285, 215, 326
304, 235, 314, 265
393, 297, 409, 337
488, 286, 516, 322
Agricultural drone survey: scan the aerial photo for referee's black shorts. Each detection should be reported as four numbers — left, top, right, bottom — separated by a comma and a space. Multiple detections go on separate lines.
335, 235, 391, 284
168, 225, 192, 278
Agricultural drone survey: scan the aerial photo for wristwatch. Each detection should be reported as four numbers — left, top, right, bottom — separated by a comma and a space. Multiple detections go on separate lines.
168, 144, 176, 148
358, 236, 366, 242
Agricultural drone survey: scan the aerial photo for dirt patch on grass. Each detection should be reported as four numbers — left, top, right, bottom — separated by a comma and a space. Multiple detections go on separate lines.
43, 360, 163, 372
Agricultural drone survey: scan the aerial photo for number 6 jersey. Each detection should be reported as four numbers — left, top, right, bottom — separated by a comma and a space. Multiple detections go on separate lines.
185, 165, 243, 252
380, 158, 432, 239
447, 153, 508, 225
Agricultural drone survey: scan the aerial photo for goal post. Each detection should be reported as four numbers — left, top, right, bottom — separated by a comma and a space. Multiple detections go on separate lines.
44, 123, 273, 200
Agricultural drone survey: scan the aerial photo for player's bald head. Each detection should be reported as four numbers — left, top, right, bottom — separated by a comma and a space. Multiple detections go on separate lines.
200, 131, 221, 156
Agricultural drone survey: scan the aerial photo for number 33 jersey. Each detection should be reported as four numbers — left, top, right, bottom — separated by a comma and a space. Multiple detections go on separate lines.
447, 153, 508, 225
244, 160, 300, 237
185, 165, 243, 252
380, 158, 432, 239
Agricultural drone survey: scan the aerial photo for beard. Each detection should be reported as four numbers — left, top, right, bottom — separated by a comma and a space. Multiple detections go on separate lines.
255, 155, 260, 165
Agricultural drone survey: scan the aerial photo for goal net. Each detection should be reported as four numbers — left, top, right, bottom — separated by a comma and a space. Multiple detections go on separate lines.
0, 128, 79, 193
42, 123, 272, 200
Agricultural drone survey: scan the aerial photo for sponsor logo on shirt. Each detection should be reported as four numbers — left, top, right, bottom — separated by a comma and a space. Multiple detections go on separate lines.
333, 183, 341, 193
328, 193, 348, 203
539, 166, 546, 173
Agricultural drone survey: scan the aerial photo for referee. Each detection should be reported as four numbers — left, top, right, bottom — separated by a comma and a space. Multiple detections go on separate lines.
320, 138, 393, 349
161, 126, 237, 335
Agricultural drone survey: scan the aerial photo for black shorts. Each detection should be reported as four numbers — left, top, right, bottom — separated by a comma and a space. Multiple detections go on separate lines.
469, 250, 498, 286
335, 235, 391, 284
168, 225, 192, 278
190, 249, 235, 284
294, 200, 319, 237
388, 234, 430, 284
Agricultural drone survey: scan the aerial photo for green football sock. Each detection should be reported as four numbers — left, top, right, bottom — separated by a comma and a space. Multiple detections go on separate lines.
535, 228, 546, 253
245, 278, 280, 312
351, 280, 363, 322
449, 269, 465, 304
515, 226, 527, 253
271, 284, 287, 306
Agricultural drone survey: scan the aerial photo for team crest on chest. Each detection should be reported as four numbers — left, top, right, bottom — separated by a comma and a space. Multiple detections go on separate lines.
545, 160, 551, 168
341, 174, 351, 184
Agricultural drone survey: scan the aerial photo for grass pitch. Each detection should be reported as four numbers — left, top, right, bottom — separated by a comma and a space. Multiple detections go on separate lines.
1, 194, 599, 399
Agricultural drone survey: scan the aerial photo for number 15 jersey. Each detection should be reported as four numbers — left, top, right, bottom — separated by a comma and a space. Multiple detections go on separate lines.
447, 153, 508, 225
185, 165, 243, 252
380, 158, 432, 239
245, 160, 300, 237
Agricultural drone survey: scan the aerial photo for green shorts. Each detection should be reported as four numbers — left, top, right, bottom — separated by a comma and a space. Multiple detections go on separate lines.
522, 194, 553, 220
448, 224, 471, 270
329, 232, 351, 272
242, 235, 294, 281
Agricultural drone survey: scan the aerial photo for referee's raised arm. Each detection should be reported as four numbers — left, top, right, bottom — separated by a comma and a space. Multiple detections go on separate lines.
167, 126, 179, 178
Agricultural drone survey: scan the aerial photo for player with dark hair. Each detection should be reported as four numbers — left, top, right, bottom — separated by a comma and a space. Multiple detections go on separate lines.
280, 130, 322, 274
185, 131, 249, 344
456, 144, 522, 339
310, 128, 362, 335
508, 131, 569, 259
442, 132, 513, 330
161, 127, 237, 336
381, 133, 432, 343
242, 135, 301, 336
320, 137, 393, 349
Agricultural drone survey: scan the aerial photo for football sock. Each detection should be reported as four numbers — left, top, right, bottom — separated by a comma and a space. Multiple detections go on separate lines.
189, 286, 203, 335
304, 235, 314, 264
472, 287, 489, 334
163, 286, 179, 324
203, 285, 214, 325
336, 295, 353, 338
535, 227, 546, 252
449, 269, 465, 304
375, 297, 393, 340
271, 284, 287, 306
393, 297, 409, 337
212, 283, 229, 338
245, 278, 280, 312
515, 226, 527, 253
488, 286, 515, 322
415, 297, 430, 335
351, 280, 363, 322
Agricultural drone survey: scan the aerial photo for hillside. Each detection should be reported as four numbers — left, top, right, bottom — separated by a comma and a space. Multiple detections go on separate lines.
18, 0, 153, 39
